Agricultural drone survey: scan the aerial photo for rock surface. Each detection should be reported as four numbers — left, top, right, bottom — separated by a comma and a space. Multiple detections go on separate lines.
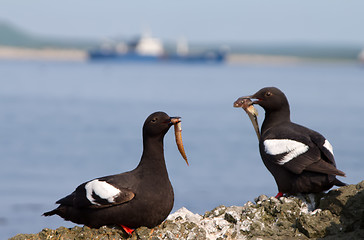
11, 181, 364, 240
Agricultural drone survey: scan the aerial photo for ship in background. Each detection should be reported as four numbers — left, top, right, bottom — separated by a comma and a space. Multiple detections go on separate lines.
359, 48, 364, 62
88, 33, 226, 63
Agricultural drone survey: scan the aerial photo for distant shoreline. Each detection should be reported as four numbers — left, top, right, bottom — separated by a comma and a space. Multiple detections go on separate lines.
0, 46, 87, 61
227, 54, 305, 64
0, 46, 360, 63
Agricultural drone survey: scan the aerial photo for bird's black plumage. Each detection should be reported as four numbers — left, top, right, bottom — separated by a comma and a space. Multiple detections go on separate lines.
43, 112, 181, 229
243, 87, 346, 195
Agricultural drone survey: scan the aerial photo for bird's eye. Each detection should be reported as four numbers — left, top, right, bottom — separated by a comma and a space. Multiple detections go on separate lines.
151, 118, 157, 123
265, 91, 272, 97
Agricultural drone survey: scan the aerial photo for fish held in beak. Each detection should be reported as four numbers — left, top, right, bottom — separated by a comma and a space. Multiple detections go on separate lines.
170, 117, 189, 166
234, 97, 261, 141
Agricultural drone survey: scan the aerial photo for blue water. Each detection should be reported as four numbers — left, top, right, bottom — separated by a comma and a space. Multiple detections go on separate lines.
1, 60, 363, 239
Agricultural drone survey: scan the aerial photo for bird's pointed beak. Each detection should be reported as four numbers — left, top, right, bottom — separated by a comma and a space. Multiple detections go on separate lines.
170, 117, 189, 166
233, 96, 261, 141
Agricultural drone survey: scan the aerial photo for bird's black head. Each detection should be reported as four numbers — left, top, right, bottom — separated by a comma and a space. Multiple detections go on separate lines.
143, 111, 176, 138
251, 87, 289, 112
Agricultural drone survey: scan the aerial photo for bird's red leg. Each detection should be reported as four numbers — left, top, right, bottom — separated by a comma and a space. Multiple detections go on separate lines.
275, 192, 283, 198
120, 225, 134, 235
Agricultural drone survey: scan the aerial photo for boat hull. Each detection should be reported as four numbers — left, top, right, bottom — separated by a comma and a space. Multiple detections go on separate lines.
89, 51, 225, 63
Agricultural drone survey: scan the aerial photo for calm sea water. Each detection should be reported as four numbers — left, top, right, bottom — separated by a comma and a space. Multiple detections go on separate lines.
1, 60, 363, 239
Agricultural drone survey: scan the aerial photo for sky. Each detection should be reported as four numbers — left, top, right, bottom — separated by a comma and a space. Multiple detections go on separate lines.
1, 0, 364, 45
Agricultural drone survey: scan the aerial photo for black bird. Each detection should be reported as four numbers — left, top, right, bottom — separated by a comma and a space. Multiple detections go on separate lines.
235, 87, 346, 197
43, 112, 189, 233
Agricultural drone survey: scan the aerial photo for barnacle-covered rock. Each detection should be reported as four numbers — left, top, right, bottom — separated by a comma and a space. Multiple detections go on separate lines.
10, 181, 364, 240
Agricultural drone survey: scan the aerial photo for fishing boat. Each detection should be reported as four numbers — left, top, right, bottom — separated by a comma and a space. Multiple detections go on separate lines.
359, 48, 364, 62
89, 34, 225, 63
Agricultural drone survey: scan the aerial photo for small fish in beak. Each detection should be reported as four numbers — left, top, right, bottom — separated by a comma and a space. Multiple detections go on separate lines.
234, 97, 261, 141
170, 117, 189, 166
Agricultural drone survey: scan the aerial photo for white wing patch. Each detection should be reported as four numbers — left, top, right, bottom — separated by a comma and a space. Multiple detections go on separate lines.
323, 139, 334, 156
85, 179, 121, 205
264, 139, 309, 165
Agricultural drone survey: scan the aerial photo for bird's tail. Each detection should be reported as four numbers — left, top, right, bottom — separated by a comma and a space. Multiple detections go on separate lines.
305, 160, 346, 177
333, 178, 347, 187
43, 209, 58, 217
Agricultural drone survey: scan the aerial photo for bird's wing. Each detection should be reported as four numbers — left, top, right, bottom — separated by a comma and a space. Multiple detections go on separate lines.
306, 130, 345, 176
261, 125, 344, 176
56, 177, 135, 209
262, 137, 316, 174
309, 130, 335, 165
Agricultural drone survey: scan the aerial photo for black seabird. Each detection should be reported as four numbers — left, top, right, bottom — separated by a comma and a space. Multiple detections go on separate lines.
235, 87, 346, 197
43, 112, 189, 233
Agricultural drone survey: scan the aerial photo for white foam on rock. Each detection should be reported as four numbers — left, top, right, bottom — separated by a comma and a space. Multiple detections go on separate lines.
167, 207, 241, 240
165, 195, 321, 240
295, 193, 317, 213
167, 207, 202, 223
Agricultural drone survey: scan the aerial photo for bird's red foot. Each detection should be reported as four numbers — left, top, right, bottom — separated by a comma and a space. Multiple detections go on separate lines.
275, 192, 283, 198
120, 225, 134, 235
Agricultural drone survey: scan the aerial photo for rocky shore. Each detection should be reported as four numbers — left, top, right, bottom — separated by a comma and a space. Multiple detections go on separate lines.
11, 180, 364, 240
